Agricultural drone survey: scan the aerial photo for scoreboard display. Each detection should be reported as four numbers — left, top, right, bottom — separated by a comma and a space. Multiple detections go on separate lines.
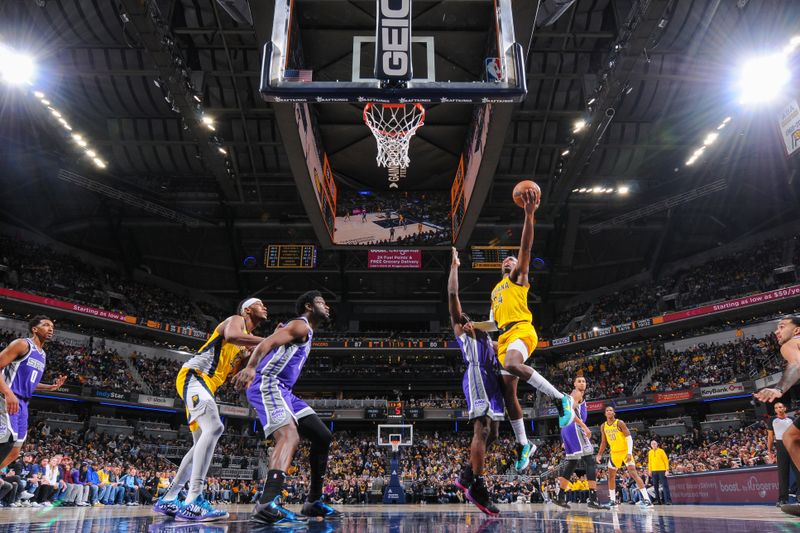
264, 244, 316, 269
365, 407, 387, 420
470, 246, 519, 269
388, 401, 403, 418
404, 407, 424, 420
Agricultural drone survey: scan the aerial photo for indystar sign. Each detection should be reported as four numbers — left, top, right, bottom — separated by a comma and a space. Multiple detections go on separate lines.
700, 382, 746, 398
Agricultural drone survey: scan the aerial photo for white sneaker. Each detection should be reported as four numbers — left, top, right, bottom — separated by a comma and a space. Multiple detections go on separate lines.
31, 502, 41, 507
9, 502, 20, 508
77, 501, 90, 507
20, 491, 34, 500
43, 502, 53, 507
21, 501, 31, 507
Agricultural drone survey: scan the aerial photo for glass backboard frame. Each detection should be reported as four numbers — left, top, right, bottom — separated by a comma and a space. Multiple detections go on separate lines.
260, 0, 527, 104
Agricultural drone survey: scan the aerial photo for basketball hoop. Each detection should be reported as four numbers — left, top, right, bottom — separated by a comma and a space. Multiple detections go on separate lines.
389, 434, 402, 454
363, 102, 425, 187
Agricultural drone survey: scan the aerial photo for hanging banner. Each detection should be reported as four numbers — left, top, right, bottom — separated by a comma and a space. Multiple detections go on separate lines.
779, 99, 800, 156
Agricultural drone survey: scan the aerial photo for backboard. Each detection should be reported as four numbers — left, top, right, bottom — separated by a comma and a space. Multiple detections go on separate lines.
260, 0, 526, 104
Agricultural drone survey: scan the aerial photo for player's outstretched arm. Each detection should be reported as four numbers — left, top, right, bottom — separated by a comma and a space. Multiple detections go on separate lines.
511, 189, 540, 286
232, 320, 309, 390
35, 375, 67, 392
223, 315, 266, 347
448, 247, 464, 335
756, 341, 800, 402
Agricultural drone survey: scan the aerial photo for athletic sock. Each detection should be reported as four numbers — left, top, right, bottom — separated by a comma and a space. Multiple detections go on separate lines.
639, 487, 650, 502
259, 470, 286, 505
608, 489, 616, 503
526, 369, 563, 399
589, 489, 597, 501
510, 418, 528, 446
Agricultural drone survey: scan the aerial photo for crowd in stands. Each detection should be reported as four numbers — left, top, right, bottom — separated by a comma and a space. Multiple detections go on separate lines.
0, 394, 774, 510
0, 234, 225, 331
547, 343, 661, 399
646, 334, 781, 393
547, 234, 797, 338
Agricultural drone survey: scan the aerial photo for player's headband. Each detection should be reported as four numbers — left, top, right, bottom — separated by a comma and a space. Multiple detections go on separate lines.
240, 298, 263, 314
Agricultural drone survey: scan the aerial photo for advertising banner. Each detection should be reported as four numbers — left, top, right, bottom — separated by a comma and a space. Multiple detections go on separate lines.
219, 404, 252, 417
669, 466, 778, 505
0, 288, 208, 339
613, 396, 646, 408
0, 288, 135, 323
663, 285, 800, 323
700, 383, 746, 398
138, 394, 176, 408
93, 389, 130, 401
587, 400, 607, 412
50, 383, 83, 396
368, 249, 422, 269
779, 99, 800, 156
653, 390, 695, 403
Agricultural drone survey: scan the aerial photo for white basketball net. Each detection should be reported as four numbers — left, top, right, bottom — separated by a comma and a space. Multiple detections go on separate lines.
363, 103, 425, 180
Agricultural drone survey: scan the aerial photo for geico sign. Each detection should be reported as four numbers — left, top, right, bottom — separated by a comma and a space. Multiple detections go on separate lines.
377, 0, 411, 79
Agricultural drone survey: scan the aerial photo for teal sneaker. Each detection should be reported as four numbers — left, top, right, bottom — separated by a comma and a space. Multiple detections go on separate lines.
558, 394, 573, 428
514, 443, 536, 472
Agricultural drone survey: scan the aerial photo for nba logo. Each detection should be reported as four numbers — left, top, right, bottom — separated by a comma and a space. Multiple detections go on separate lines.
485, 58, 502, 82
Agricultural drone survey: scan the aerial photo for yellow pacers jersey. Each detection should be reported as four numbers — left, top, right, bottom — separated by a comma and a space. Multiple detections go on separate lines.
179, 320, 248, 393
603, 420, 628, 454
490, 278, 533, 330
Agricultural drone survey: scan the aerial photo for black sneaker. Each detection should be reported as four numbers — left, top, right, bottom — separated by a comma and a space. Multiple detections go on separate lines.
455, 465, 474, 493
465, 480, 500, 517
251, 496, 308, 526
553, 491, 571, 509
587, 497, 610, 510
301, 499, 342, 519
778, 500, 788, 508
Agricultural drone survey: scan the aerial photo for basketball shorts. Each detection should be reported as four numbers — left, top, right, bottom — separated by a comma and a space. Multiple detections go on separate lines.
176, 368, 217, 433
247, 376, 315, 438
0, 396, 29, 444
561, 423, 594, 459
463, 365, 505, 422
497, 322, 538, 367
608, 450, 634, 469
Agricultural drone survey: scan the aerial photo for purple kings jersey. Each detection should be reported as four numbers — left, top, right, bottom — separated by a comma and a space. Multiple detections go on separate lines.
255, 317, 313, 388
455, 331, 497, 370
5, 339, 46, 401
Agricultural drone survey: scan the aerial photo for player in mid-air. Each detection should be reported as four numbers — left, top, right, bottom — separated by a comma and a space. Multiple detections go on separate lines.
477, 187, 568, 471
153, 299, 268, 522
552, 376, 607, 509
597, 405, 652, 508
448, 248, 506, 516
0, 316, 66, 470
233, 291, 340, 527
754, 315, 800, 516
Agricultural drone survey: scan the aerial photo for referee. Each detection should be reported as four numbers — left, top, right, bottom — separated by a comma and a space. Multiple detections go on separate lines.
768, 402, 798, 507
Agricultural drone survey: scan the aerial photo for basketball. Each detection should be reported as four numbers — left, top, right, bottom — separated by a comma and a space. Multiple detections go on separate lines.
513, 180, 541, 208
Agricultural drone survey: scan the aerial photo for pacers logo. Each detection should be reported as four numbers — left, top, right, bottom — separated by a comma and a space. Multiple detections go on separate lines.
376, 0, 412, 80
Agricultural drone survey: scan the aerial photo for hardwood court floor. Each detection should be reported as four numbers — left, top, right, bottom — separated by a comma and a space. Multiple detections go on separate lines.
0, 502, 793, 532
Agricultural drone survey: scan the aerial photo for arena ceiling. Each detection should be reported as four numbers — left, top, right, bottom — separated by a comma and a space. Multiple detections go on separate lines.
1, 0, 798, 324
